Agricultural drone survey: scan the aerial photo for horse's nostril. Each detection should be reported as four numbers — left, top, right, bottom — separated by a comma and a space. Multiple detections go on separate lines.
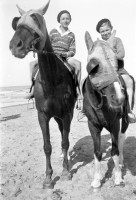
17, 40, 23, 48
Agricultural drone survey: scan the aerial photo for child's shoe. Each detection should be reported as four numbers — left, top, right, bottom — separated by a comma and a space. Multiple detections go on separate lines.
128, 112, 136, 123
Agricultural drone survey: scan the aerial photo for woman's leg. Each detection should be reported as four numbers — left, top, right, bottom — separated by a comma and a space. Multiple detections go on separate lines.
121, 74, 136, 123
68, 58, 81, 97
68, 58, 81, 87
24, 60, 38, 99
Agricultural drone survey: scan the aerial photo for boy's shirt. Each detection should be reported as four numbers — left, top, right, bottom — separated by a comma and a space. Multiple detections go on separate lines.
112, 37, 125, 60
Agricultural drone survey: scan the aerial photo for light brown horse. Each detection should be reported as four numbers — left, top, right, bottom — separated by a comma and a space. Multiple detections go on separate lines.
82, 31, 133, 188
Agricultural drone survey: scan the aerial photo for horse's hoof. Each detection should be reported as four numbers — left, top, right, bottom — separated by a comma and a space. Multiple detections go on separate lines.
91, 179, 101, 189
60, 171, 71, 181
115, 182, 125, 187
114, 171, 124, 186
43, 181, 54, 189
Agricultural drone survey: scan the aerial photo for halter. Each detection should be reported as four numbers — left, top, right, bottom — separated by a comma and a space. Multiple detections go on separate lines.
87, 41, 122, 110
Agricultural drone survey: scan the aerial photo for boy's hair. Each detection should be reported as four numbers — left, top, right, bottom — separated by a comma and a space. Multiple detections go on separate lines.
96, 18, 113, 33
57, 10, 71, 23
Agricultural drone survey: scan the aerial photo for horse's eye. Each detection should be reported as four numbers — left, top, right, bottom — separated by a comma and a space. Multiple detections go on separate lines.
31, 14, 40, 28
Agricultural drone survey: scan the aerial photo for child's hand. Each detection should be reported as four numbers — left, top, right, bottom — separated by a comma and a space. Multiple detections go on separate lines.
60, 52, 68, 58
107, 30, 116, 49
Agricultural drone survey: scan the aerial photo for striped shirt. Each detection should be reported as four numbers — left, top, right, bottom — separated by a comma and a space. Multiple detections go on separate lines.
49, 27, 76, 58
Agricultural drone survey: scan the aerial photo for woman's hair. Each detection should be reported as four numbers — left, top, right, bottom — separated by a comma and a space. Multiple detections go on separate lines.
57, 10, 71, 23
96, 18, 113, 33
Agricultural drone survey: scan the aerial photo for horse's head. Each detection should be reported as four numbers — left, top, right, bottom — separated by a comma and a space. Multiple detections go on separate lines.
85, 31, 125, 109
9, 0, 50, 58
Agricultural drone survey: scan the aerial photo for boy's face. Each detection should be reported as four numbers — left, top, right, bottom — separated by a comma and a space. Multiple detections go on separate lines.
59, 13, 71, 28
99, 23, 112, 40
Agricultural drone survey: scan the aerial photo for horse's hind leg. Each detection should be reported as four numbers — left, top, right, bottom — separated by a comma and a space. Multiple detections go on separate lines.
88, 121, 102, 188
111, 120, 124, 186
38, 111, 53, 188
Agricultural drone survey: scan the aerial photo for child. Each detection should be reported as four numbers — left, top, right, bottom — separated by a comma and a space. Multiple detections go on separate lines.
25, 10, 81, 99
96, 18, 136, 123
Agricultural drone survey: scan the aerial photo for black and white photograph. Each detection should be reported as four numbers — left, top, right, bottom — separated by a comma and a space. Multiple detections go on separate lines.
0, 0, 136, 199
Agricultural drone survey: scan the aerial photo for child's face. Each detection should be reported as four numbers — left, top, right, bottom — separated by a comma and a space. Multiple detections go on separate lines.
99, 23, 112, 41
59, 13, 71, 28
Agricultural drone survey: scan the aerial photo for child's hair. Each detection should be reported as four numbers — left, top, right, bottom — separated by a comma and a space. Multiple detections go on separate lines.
96, 18, 113, 33
57, 10, 71, 23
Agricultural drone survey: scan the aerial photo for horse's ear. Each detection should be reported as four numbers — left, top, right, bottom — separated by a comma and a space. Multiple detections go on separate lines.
85, 31, 94, 52
38, 0, 50, 15
16, 5, 25, 15
12, 17, 20, 30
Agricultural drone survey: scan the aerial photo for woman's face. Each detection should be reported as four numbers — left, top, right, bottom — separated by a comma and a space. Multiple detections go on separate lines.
59, 13, 71, 28
99, 23, 112, 41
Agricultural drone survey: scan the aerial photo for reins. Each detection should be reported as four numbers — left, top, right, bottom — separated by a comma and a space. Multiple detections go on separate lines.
87, 79, 104, 110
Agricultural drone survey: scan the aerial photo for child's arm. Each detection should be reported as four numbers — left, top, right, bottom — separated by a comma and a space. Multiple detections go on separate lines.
114, 37, 125, 59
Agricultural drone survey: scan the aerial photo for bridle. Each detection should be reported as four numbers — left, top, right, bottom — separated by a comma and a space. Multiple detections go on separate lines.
87, 42, 123, 110
88, 76, 124, 110
87, 79, 106, 110
20, 25, 54, 58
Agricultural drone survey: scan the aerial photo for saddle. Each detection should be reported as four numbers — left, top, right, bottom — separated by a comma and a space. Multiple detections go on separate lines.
31, 56, 78, 90
58, 56, 78, 87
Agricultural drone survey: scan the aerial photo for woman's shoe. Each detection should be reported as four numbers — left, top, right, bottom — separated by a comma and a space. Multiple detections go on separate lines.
24, 92, 34, 100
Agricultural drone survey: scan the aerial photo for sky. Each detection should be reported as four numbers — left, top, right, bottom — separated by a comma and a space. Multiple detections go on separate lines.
0, 0, 136, 87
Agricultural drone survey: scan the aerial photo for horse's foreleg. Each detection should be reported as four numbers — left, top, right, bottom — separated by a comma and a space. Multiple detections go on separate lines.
54, 117, 66, 159
60, 114, 72, 180
38, 111, 53, 188
111, 121, 124, 186
88, 121, 102, 188
118, 119, 126, 168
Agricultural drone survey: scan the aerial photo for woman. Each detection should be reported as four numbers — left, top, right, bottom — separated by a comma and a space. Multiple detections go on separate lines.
25, 10, 81, 99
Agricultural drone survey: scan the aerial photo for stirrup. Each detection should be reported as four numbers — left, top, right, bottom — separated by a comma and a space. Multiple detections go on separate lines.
27, 98, 35, 110
77, 110, 86, 121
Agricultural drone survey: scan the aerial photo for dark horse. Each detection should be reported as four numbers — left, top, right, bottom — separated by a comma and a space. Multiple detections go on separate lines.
82, 31, 135, 188
9, 0, 77, 188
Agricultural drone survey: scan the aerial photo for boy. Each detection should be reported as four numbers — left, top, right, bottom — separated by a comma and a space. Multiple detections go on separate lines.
96, 18, 136, 123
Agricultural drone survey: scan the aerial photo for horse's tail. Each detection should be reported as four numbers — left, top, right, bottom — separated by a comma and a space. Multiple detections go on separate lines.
129, 75, 135, 110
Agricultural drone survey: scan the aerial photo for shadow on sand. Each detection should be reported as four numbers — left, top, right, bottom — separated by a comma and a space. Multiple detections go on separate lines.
0, 114, 21, 122
68, 134, 136, 180
69, 134, 111, 178
123, 136, 136, 176
51, 134, 136, 188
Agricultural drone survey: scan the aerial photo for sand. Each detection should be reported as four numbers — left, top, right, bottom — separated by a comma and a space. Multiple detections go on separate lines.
0, 102, 136, 200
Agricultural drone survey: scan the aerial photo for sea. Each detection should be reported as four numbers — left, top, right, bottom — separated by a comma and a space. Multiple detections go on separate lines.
0, 86, 33, 108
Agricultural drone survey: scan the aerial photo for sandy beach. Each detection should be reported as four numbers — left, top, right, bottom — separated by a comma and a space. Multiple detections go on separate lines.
0, 100, 136, 200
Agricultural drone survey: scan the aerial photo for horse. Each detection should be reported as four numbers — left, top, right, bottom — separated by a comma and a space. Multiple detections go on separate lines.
9, 0, 77, 188
82, 31, 134, 188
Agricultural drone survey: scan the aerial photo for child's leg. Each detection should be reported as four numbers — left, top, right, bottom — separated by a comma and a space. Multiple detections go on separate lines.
121, 74, 136, 123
